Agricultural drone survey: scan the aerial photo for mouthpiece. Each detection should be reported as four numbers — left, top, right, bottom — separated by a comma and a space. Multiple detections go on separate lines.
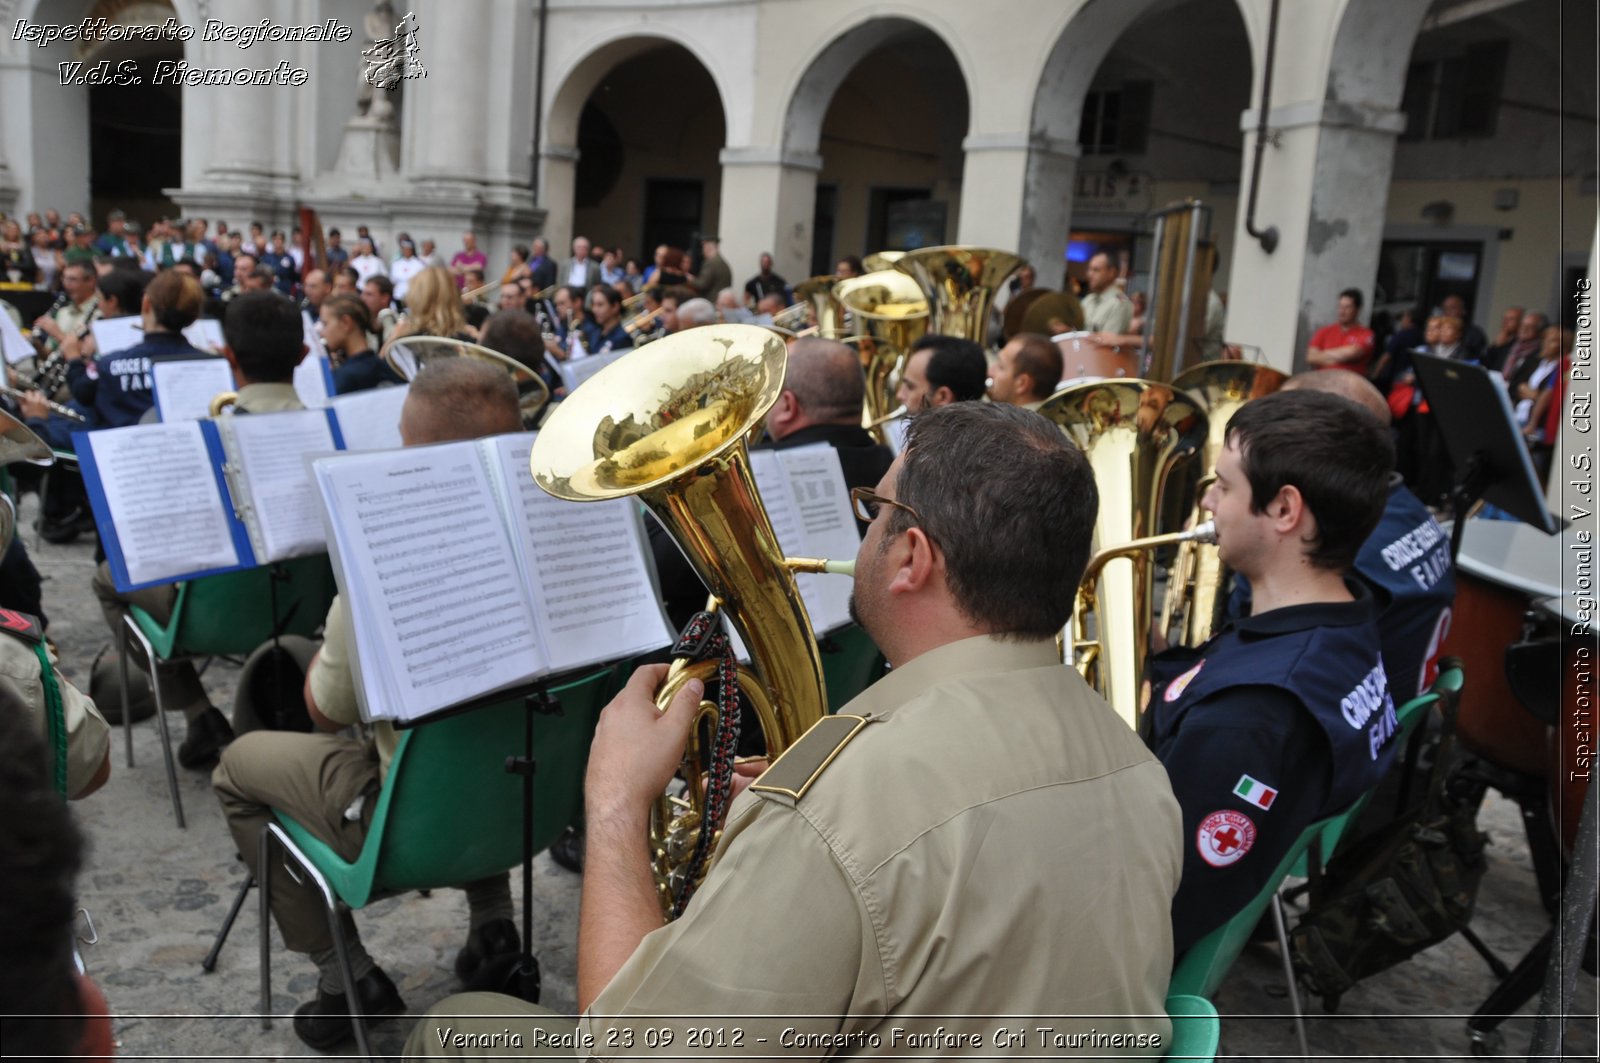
1188, 520, 1217, 545
786, 557, 855, 577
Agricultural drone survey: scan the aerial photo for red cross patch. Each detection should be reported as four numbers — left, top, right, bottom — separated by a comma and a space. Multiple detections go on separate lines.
1196, 809, 1256, 868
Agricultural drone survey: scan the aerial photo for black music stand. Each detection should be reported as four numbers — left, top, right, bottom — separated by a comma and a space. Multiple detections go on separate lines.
1409, 354, 1559, 562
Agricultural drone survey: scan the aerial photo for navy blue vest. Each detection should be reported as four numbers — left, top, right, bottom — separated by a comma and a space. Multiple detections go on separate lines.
1356, 481, 1455, 700
1150, 585, 1400, 813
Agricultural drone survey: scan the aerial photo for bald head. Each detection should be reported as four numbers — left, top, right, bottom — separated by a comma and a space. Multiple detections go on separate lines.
768, 337, 865, 440
399, 358, 523, 445
1284, 369, 1391, 426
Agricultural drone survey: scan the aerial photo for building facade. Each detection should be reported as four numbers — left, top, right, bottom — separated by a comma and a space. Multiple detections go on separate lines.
0, 0, 1592, 366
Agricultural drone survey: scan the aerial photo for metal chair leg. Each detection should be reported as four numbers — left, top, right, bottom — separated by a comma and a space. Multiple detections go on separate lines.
258, 830, 274, 1031
1272, 892, 1311, 1058
119, 627, 134, 769
124, 616, 185, 828
202, 872, 254, 973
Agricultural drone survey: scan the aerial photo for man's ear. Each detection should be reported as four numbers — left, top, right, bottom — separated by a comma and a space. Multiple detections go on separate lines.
931, 386, 954, 408
221, 344, 244, 386
887, 525, 938, 596
1016, 372, 1035, 400
1269, 484, 1306, 533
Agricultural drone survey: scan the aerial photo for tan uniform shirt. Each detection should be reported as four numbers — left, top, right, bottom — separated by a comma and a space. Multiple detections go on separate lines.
233, 382, 305, 413
1082, 287, 1133, 335
308, 594, 398, 776
581, 635, 1183, 1058
1, 632, 109, 799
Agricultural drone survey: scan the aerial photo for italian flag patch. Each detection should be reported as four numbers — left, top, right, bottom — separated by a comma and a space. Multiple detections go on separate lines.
1234, 775, 1278, 810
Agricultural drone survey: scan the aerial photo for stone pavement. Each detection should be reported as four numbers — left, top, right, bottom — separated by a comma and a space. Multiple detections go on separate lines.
16, 491, 1596, 1061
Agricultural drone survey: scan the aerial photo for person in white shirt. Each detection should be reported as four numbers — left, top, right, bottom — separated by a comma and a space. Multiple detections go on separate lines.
348, 237, 388, 287
389, 236, 427, 304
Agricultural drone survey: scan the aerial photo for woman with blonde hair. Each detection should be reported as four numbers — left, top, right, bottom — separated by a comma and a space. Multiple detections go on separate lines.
390, 265, 468, 342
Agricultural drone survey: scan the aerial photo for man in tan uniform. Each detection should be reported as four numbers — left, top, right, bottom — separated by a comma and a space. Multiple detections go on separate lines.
405, 403, 1183, 1059
1081, 251, 1134, 337
0, 606, 110, 801
90, 290, 308, 770
212, 360, 525, 1053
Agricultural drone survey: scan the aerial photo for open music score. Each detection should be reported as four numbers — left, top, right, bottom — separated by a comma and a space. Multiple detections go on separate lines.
327, 384, 409, 451
151, 357, 235, 422
311, 432, 674, 726
77, 407, 358, 591
749, 443, 861, 636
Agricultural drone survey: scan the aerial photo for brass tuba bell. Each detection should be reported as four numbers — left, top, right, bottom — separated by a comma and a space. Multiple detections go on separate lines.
834, 270, 928, 445
383, 335, 552, 430
1038, 379, 1208, 728
893, 246, 1025, 349
529, 324, 828, 914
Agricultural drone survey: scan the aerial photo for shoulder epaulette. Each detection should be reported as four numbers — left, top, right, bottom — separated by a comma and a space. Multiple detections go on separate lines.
0, 608, 44, 645
750, 714, 872, 802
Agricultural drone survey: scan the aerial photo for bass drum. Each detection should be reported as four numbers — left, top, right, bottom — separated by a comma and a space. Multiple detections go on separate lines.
1443, 570, 1550, 776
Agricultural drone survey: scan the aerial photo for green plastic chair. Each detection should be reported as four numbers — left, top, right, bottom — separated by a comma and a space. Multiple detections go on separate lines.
120, 555, 338, 827
257, 666, 615, 1060
1164, 993, 1220, 1061
1170, 663, 1466, 1057
819, 623, 885, 712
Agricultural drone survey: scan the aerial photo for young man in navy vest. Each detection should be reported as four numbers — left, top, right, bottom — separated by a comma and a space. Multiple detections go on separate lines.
1147, 389, 1401, 955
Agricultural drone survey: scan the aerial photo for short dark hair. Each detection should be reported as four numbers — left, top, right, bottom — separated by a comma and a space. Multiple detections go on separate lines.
587, 284, 621, 310
405, 358, 522, 441
1339, 287, 1364, 310
837, 255, 864, 276
1009, 333, 1064, 398
1225, 389, 1393, 570
96, 268, 150, 316
364, 274, 393, 298
886, 403, 1097, 638
144, 269, 202, 331
337, 265, 359, 285
512, 244, 530, 261
478, 310, 544, 371
785, 337, 863, 422
911, 334, 988, 402
0, 703, 86, 1058
223, 291, 303, 383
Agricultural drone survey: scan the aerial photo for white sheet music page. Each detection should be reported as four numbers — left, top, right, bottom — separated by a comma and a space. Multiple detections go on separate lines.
87, 422, 239, 586
89, 316, 143, 357
182, 319, 226, 353
225, 409, 337, 561
313, 443, 544, 723
152, 357, 234, 422
746, 448, 840, 636
1, 308, 34, 365
328, 385, 408, 451
486, 434, 673, 672
773, 444, 859, 633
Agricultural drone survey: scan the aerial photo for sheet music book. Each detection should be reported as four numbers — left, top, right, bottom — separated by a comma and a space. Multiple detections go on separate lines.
0, 308, 32, 365
151, 356, 235, 422
76, 408, 347, 591
294, 314, 336, 409
311, 433, 673, 724
88, 316, 224, 357
748, 443, 860, 635
328, 384, 408, 451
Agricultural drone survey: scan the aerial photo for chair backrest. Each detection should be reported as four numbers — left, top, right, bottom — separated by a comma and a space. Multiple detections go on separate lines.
361, 667, 616, 899
820, 623, 885, 712
157, 554, 337, 658
1163, 994, 1220, 1061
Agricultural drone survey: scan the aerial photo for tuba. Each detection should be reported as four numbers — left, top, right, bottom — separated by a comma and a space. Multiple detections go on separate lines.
208, 391, 238, 417
529, 324, 828, 914
894, 246, 1025, 349
1038, 379, 1208, 728
383, 335, 552, 429
1158, 360, 1287, 647
833, 270, 928, 445
793, 275, 845, 338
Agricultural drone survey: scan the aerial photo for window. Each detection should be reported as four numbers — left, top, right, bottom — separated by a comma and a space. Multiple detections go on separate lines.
1401, 40, 1508, 141
1079, 82, 1152, 155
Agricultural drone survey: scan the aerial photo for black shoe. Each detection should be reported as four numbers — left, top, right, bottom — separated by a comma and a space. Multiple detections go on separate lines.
39, 507, 95, 544
454, 918, 521, 990
550, 824, 585, 873
177, 707, 234, 769
291, 967, 406, 1052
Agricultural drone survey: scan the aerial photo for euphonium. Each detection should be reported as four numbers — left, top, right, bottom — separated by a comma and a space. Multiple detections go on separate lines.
1038, 379, 1208, 728
0, 408, 56, 466
529, 324, 828, 915
793, 275, 845, 338
893, 246, 1025, 349
1159, 361, 1286, 647
383, 335, 552, 429
861, 249, 905, 274
834, 270, 928, 445
208, 391, 238, 416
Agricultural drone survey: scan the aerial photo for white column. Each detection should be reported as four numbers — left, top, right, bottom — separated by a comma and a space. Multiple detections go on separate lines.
408, 0, 489, 185
957, 134, 1081, 290
539, 145, 580, 253
717, 147, 822, 290
1224, 101, 1407, 371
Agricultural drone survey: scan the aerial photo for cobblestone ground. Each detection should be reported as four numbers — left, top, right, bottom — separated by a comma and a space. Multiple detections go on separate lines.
19, 491, 1597, 1062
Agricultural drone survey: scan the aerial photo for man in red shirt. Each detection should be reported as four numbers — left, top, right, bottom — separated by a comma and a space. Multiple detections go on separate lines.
1307, 287, 1376, 374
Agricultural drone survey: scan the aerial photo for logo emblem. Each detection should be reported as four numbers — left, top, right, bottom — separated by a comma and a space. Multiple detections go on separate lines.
1233, 774, 1278, 811
1164, 659, 1206, 702
1197, 809, 1256, 868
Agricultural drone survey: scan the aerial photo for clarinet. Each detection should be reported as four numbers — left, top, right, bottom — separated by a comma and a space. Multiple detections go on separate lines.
33, 302, 98, 399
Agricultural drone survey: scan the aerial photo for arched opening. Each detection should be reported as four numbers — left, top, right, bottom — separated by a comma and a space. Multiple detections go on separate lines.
81, 0, 185, 223
785, 20, 970, 275
1043, 0, 1252, 300
547, 40, 727, 266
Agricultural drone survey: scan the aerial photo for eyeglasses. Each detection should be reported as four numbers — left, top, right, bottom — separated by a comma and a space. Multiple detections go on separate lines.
850, 487, 922, 527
